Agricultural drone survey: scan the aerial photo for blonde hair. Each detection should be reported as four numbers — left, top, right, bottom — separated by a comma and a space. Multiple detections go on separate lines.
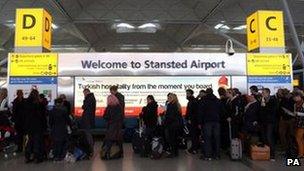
170, 93, 182, 114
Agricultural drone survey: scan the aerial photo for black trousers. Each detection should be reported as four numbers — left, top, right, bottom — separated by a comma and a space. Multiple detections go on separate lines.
189, 124, 200, 151
53, 140, 67, 159
165, 126, 179, 155
15, 125, 25, 152
25, 133, 44, 161
261, 123, 276, 158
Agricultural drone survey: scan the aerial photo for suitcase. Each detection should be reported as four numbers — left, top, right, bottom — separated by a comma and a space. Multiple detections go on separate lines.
228, 121, 242, 160
250, 145, 270, 160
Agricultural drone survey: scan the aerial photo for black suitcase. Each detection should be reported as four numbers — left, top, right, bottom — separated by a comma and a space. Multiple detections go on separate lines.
132, 121, 150, 157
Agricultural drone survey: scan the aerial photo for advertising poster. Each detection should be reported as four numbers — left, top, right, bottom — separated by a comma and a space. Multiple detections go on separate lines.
74, 76, 231, 117
9, 53, 58, 76
8, 77, 57, 106
59, 53, 246, 76
247, 76, 292, 95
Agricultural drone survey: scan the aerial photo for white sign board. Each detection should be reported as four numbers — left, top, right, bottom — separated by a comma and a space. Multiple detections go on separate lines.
74, 76, 231, 117
58, 53, 246, 76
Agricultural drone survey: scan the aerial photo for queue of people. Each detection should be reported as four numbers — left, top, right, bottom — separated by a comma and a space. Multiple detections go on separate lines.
1, 84, 304, 163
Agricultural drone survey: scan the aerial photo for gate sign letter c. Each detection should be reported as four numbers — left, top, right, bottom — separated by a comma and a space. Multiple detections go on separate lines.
266, 16, 277, 31
250, 19, 255, 33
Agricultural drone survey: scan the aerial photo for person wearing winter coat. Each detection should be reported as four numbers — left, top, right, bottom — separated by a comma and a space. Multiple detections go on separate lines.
293, 91, 304, 158
198, 88, 225, 161
49, 98, 71, 161
59, 94, 72, 116
259, 88, 278, 161
185, 89, 200, 154
140, 95, 158, 130
110, 86, 125, 117
24, 89, 47, 164
81, 89, 96, 129
12, 90, 26, 152
163, 93, 182, 158
226, 88, 244, 139
103, 94, 124, 157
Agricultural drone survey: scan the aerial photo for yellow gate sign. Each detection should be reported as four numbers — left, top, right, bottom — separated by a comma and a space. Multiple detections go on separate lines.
247, 53, 291, 75
9, 53, 58, 76
15, 8, 52, 50
247, 11, 285, 51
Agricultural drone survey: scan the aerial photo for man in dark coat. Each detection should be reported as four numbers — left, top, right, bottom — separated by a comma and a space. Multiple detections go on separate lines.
49, 98, 71, 161
259, 88, 278, 161
110, 86, 125, 117
12, 90, 26, 152
24, 90, 47, 163
59, 94, 72, 116
198, 88, 225, 160
185, 89, 199, 154
81, 89, 96, 129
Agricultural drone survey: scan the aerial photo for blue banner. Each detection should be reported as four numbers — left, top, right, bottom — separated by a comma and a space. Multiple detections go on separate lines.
248, 76, 291, 84
9, 77, 57, 85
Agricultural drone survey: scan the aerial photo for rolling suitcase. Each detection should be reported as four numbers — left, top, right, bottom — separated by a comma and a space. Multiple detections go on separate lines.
132, 120, 150, 157
228, 121, 242, 160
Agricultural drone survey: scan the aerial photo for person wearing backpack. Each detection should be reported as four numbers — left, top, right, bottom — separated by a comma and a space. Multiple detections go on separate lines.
102, 94, 124, 159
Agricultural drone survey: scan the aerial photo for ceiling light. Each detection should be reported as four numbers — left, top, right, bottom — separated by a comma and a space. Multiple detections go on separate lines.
233, 25, 246, 30
51, 23, 58, 29
138, 23, 157, 29
214, 24, 224, 29
116, 23, 135, 29
221, 25, 230, 30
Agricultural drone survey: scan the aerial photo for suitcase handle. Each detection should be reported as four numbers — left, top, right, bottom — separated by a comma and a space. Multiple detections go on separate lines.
228, 120, 232, 141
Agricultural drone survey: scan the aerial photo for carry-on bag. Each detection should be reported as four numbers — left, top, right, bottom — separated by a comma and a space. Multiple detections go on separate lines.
228, 120, 242, 160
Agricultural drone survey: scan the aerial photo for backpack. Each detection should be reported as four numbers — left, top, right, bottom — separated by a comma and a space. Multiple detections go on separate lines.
150, 137, 164, 159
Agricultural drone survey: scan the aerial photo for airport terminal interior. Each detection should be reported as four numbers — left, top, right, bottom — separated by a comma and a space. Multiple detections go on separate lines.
1, 0, 304, 170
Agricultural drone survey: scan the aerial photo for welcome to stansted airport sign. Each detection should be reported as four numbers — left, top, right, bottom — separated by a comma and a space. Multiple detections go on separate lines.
58, 53, 247, 76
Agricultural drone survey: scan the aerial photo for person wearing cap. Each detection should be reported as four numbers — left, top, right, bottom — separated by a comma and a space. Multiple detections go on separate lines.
293, 90, 304, 159
198, 88, 225, 161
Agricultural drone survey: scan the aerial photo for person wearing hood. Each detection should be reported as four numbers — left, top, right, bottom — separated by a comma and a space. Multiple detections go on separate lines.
140, 95, 158, 131
198, 88, 225, 161
185, 89, 199, 155
81, 88, 96, 129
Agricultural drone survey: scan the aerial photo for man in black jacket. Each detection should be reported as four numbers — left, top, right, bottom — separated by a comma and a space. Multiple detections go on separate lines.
198, 88, 225, 160
259, 88, 278, 161
185, 89, 199, 154
81, 89, 96, 129
12, 90, 26, 152
49, 98, 71, 161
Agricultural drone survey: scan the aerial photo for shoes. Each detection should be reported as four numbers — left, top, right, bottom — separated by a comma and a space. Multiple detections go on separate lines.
25, 159, 34, 164
165, 152, 177, 158
203, 158, 212, 161
35, 159, 43, 164
270, 158, 276, 162
186, 149, 197, 155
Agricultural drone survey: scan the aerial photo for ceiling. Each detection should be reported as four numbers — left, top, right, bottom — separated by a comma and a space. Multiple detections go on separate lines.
1, 0, 304, 68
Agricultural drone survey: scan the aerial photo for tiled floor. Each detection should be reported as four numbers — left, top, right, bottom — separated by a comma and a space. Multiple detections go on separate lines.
0, 142, 303, 171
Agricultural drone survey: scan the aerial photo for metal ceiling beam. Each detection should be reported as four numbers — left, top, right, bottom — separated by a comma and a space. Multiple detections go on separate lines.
180, 0, 225, 46
47, 0, 92, 49
281, 0, 304, 67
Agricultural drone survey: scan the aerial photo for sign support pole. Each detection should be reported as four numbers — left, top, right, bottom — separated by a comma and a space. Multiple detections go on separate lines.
281, 0, 304, 67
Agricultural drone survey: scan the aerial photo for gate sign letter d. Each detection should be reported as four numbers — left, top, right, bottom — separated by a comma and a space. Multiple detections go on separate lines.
45, 17, 50, 32
23, 14, 36, 29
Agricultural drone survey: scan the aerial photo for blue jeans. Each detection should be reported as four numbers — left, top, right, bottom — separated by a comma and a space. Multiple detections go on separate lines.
202, 122, 220, 158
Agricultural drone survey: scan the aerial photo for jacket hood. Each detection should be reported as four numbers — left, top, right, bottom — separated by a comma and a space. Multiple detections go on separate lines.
148, 101, 158, 108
